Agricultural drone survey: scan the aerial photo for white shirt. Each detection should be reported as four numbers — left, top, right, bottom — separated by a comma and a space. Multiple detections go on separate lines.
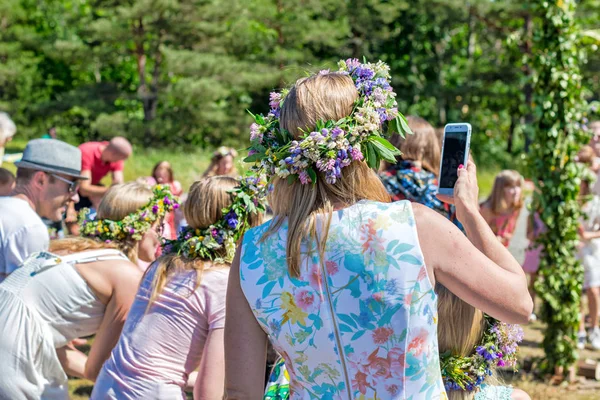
0, 197, 49, 281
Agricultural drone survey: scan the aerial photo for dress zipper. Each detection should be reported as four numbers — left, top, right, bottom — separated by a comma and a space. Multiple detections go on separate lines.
320, 258, 352, 399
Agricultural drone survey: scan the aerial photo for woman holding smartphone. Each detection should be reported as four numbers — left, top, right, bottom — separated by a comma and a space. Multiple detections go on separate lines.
225, 60, 532, 399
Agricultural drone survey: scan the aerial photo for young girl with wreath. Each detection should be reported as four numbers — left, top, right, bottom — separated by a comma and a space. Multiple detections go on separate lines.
91, 175, 267, 399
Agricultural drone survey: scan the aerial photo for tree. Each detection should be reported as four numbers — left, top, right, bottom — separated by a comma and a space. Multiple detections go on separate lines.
530, 0, 589, 374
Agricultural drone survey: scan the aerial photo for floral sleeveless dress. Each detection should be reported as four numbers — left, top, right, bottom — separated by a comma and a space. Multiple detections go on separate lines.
240, 200, 446, 399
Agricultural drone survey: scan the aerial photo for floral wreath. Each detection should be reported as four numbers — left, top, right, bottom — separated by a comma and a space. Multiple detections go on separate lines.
79, 185, 179, 243
245, 58, 412, 185
441, 315, 524, 392
214, 146, 238, 158
161, 175, 268, 264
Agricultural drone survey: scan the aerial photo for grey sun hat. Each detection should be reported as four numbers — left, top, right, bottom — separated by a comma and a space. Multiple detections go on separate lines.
15, 139, 88, 180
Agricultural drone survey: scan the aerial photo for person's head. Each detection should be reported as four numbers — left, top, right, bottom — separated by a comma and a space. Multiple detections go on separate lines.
578, 145, 596, 198
590, 121, 600, 155
577, 144, 595, 166
437, 285, 487, 400
102, 136, 132, 163
204, 147, 238, 177
386, 115, 441, 174
269, 73, 391, 276
48, 127, 57, 139
148, 176, 264, 308
485, 170, 524, 214
152, 161, 174, 184
95, 182, 159, 263
0, 168, 15, 196
0, 112, 16, 147
13, 139, 85, 221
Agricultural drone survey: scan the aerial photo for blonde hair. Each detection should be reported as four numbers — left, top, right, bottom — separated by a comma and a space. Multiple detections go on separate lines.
437, 285, 498, 400
49, 237, 117, 254
95, 182, 154, 263
267, 73, 391, 277
386, 115, 441, 175
483, 170, 524, 215
146, 176, 263, 308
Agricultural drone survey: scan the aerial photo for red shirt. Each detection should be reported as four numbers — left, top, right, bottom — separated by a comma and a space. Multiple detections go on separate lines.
79, 141, 124, 184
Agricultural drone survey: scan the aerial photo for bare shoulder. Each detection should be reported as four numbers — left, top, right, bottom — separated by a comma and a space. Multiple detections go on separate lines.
104, 259, 143, 289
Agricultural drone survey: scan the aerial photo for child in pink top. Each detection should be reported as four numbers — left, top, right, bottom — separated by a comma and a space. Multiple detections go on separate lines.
480, 170, 524, 247
91, 176, 266, 400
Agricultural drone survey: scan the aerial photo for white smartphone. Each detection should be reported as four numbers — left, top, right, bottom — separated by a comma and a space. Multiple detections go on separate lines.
438, 123, 472, 197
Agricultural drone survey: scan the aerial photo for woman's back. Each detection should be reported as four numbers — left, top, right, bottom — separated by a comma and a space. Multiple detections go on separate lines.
0, 250, 127, 346
92, 264, 228, 399
240, 200, 445, 399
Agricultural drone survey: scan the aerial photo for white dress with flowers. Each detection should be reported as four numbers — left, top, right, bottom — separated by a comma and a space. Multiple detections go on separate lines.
240, 200, 446, 399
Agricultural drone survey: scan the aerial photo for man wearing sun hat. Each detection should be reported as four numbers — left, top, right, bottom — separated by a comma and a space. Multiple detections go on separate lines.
0, 139, 86, 282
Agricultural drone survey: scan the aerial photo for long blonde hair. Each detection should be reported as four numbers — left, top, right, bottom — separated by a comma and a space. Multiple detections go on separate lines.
385, 115, 441, 175
49, 237, 117, 254
483, 170, 524, 215
95, 182, 154, 263
146, 176, 263, 308
267, 73, 391, 277
437, 285, 498, 400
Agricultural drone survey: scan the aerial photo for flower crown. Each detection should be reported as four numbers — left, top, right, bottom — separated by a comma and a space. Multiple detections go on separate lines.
245, 58, 412, 185
161, 175, 268, 264
441, 316, 524, 392
214, 146, 238, 158
79, 185, 179, 243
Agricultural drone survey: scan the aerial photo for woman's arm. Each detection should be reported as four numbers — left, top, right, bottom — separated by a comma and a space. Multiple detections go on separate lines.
194, 329, 225, 400
224, 247, 268, 400
84, 262, 142, 381
424, 161, 532, 323
56, 345, 88, 379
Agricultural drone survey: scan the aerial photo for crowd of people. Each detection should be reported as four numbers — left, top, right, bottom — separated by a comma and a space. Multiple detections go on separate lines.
0, 58, 598, 400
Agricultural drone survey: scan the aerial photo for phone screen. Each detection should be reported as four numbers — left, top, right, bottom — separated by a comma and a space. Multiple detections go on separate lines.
439, 130, 468, 189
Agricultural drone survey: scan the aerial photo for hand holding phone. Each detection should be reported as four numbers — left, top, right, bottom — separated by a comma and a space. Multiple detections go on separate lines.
438, 123, 472, 197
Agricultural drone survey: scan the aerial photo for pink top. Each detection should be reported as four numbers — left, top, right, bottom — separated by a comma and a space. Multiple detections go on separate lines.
91, 264, 228, 399
492, 211, 519, 247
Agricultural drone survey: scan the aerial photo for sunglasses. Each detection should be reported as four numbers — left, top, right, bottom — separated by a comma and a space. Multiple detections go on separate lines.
49, 173, 79, 194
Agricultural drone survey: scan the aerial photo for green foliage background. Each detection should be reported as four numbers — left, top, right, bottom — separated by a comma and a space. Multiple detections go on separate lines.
1, 0, 598, 168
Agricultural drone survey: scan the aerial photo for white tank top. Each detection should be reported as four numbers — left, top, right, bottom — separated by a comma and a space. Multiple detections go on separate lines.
0, 249, 129, 347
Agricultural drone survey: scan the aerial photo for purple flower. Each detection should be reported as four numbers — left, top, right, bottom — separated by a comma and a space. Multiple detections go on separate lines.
226, 210, 239, 229
269, 92, 282, 110
250, 123, 263, 141
497, 359, 506, 367
331, 127, 343, 138
173, 203, 180, 210
163, 196, 171, 206
152, 205, 159, 214
318, 69, 330, 75
299, 171, 311, 184
350, 146, 364, 161
211, 228, 218, 238
129, 228, 135, 234
345, 58, 361, 71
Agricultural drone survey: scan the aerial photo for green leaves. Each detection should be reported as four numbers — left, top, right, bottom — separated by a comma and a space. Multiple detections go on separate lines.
530, 0, 587, 373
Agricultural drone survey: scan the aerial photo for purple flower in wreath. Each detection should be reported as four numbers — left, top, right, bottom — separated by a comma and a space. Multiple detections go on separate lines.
225, 210, 239, 229
163, 196, 171, 206
152, 205, 159, 214
211, 228, 219, 238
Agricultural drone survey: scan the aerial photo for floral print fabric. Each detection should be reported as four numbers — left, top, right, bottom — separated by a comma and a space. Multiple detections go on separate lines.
240, 200, 446, 399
